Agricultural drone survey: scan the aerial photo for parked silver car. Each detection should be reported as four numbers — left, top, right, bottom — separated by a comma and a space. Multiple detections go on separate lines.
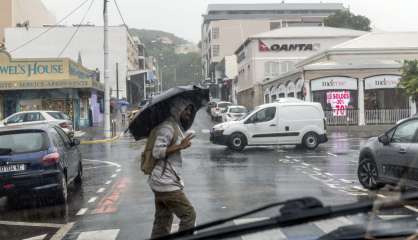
0, 111, 73, 134
357, 116, 418, 190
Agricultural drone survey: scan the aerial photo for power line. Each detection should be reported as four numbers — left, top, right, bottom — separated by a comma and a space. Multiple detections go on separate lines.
9, 0, 90, 53
112, 0, 130, 32
58, 0, 95, 57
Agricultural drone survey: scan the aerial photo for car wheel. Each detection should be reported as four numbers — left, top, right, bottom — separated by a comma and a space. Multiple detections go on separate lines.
228, 133, 246, 152
74, 162, 83, 187
358, 158, 384, 190
56, 173, 68, 204
302, 132, 319, 150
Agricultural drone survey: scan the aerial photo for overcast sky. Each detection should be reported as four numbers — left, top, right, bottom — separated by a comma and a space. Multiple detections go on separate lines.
41, 0, 418, 43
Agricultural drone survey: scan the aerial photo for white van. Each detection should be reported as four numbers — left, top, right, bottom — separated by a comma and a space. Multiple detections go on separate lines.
210, 100, 327, 151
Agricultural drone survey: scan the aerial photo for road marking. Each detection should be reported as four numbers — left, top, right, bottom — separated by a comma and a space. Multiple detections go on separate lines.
0, 220, 63, 228
340, 179, 352, 183
314, 217, 352, 233
83, 159, 121, 168
23, 234, 47, 240
404, 205, 418, 212
76, 208, 88, 216
327, 152, 338, 157
105, 180, 112, 185
325, 172, 334, 176
301, 163, 310, 166
292, 159, 300, 162
116, 169, 121, 172
378, 215, 410, 220
201, 129, 210, 133
97, 188, 106, 193
76, 229, 120, 240
88, 197, 98, 203
93, 177, 129, 214
50, 222, 75, 240
313, 167, 321, 171
234, 218, 287, 240
377, 194, 387, 198
111, 174, 117, 178
352, 186, 367, 192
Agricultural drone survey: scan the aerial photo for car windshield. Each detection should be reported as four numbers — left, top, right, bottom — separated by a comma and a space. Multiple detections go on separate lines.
3, 1, 418, 240
0, 131, 47, 153
47, 112, 70, 120
229, 107, 246, 113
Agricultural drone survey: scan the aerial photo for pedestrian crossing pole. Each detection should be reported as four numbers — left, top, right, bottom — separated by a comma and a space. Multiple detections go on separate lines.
103, 0, 111, 138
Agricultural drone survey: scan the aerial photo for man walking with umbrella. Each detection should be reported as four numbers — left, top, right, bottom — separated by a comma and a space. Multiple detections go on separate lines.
148, 97, 197, 238
128, 86, 209, 238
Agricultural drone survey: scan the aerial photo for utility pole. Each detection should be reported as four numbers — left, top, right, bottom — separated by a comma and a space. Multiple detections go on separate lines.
103, 0, 111, 138
116, 62, 119, 100
174, 68, 177, 87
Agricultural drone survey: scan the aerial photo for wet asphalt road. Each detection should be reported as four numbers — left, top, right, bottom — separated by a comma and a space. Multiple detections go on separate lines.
0, 110, 417, 240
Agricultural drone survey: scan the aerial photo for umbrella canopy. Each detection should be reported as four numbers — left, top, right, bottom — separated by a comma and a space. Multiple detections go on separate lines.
128, 85, 209, 140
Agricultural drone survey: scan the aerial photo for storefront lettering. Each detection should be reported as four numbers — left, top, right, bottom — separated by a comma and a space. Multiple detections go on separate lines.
259, 40, 320, 52
0, 63, 63, 77
375, 78, 398, 87
322, 80, 346, 88
364, 75, 401, 90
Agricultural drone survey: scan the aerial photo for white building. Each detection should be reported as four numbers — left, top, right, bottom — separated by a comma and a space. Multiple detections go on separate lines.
201, 3, 345, 81
5, 26, 140, 99
234, 26, 366, 108
0, 0, 55, 46
263, 31, 418, 126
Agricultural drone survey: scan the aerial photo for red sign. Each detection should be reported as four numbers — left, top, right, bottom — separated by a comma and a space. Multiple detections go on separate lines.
326, 91, 351, 117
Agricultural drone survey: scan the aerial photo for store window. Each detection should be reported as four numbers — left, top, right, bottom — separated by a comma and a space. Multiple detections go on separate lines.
313, 90, 358, 111
364, 89, 409, 110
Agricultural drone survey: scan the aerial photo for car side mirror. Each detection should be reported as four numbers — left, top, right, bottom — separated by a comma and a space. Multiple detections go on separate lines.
72, 138, 81, 146
378, 135, 390, 145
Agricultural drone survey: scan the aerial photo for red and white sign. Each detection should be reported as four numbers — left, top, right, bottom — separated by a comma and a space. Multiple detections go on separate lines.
326, 91, 351, 116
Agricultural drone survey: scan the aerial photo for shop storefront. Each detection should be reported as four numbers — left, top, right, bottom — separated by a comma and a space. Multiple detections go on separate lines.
0, 51, 104, 129
311, 76, 359, 125
364, 75, 410, 124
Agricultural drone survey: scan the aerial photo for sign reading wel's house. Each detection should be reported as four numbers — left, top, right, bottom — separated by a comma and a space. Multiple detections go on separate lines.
0, 51, 103, 91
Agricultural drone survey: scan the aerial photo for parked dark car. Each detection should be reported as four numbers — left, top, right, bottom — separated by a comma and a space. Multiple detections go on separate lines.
358, 116, 418, 190
0, 124, 82, 206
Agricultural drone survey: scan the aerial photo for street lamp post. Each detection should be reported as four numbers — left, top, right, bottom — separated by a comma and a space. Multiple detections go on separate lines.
103, 0, 111, 138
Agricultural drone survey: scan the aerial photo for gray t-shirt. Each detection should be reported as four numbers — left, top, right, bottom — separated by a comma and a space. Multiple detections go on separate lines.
148, 119, 185, 192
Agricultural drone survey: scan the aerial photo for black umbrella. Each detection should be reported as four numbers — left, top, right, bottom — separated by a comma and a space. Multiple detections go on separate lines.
128, 85, 209, 140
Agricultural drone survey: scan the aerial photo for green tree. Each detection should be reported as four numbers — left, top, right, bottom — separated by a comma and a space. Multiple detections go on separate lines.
324, 10, 371, 31
400, 60, 418, 102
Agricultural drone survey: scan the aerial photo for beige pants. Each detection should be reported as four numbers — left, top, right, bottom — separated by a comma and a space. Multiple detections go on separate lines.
151, 190, 196, 238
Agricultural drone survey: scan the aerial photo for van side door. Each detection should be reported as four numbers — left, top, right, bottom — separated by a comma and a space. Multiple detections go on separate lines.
244, 106, 279, 145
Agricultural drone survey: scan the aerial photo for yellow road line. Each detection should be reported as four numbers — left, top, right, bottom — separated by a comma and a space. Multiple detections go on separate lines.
80, 133, 123, 145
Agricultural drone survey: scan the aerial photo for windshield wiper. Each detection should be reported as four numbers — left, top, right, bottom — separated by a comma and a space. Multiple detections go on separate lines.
151, 197, 322, 240
319, 216, 418, 240
152, 192, 418, 240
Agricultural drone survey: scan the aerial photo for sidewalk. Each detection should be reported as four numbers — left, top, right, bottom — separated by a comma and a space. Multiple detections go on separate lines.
79, 112, 128, 141
327, 124, 392, 139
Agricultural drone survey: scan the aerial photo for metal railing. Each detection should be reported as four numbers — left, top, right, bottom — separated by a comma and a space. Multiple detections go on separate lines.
325, 110, 359, 126
365, 109, 410, 125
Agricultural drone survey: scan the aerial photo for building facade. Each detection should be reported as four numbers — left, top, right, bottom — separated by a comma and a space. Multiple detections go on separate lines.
5, 26, 140, 99
234, 27, 366, 109
201, 3, 345, 84
0, 50, 104, 129
263, 32, 418, 126
0, 0, 55, 48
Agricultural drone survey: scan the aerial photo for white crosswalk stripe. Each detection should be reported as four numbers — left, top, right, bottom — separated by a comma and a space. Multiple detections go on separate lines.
76, 229, 120, 240
23, 234, 47, 240
234, 218, 287, 240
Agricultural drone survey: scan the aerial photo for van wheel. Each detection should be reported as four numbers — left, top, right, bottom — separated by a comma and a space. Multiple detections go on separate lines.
228, 133, 246, 152
358, 158, 384, 190
302, 132, 319, 150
